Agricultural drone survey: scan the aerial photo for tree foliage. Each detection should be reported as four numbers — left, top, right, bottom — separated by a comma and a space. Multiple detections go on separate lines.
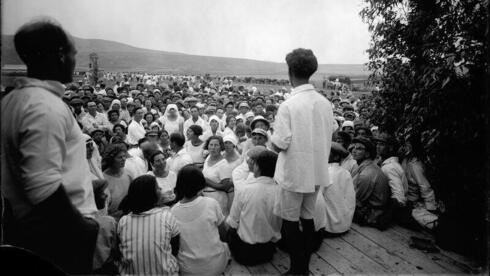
360, 0, 488, 262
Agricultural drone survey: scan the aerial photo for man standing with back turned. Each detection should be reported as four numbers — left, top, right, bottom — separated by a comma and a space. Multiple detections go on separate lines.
271, 48, 334, 275
1, 19, 100, 273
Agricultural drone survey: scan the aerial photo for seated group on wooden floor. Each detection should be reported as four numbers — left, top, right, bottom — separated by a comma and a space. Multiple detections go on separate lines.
1, 20, 442, 276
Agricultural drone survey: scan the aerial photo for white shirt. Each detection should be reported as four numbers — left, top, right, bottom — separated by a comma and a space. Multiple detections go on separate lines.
183, 117, 209, 138
231, 159, 254, 190
322, 163, 356, 233
381, 156, 408, 205
168, 148, 193, 174
127, 120, 146, 145
147, 170, 177, 193
271, 84, 334, 193
184, 141, 206, 164
1, 77, 97, 218
81, 111, 111, 134
226, 176, 282, 244
171, 197, 230, 276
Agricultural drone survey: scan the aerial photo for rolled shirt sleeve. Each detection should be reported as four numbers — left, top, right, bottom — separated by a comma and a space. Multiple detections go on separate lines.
270, 104, 292, 150
20, 103, 66, 205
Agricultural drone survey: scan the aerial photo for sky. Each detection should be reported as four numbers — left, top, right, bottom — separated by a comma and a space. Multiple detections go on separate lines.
2, 0, 371, 64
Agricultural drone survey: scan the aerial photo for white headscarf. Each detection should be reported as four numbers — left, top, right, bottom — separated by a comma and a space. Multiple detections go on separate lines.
109, 99, 121, 111
163, 104, 182, 121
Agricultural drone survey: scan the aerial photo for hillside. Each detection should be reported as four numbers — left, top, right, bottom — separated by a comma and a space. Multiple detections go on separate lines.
1, 35, 369, 79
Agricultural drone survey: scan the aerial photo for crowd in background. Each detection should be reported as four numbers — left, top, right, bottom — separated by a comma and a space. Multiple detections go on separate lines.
54, 72, 441, 274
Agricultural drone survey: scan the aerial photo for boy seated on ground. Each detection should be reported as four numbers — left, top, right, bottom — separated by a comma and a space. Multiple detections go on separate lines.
225, 150, 282, 265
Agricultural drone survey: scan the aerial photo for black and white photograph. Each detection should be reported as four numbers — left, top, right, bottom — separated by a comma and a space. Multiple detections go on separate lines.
0, 0, 488, 275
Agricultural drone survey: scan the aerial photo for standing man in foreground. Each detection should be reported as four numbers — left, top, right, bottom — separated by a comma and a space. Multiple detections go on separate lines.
1, 19, 100, 273
271, 48, 334, 275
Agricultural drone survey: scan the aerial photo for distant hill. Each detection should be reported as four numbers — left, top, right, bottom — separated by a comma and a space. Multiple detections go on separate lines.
1, 35, 369, 80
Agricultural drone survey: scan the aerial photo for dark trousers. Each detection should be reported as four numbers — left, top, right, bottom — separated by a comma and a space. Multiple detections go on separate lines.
227, 228, 276, 266
4, 186, 99, 274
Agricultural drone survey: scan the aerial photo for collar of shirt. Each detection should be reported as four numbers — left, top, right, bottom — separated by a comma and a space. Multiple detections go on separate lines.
130, 207, 168, 216
382, 156, 400, 166
14, 77, 65, 98
291, 84, 315, 96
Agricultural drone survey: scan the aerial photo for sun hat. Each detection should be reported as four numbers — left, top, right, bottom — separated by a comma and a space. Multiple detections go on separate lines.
223, 134, 238, 146
250, 115, 270, 130
251, 128, 268, 138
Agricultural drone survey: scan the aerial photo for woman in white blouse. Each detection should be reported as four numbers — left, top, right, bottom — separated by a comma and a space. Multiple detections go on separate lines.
202, 136, 233, 216
184, 125, 206, 168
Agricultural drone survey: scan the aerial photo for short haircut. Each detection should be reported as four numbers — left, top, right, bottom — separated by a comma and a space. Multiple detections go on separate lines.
144, 112, 154, 121
134, 107, 143, 113
120, 175, 159, 214
254, 150, 278, 177
14, 18, 73, 67
285, 48, 318, 79
170, 132, 186, 147
204, 135, 224, 151
112, 123, 126, 134
175, 165, 206, 201
149, 150, 165, 164
188, 125, 203, 136
102, 143, 128, 167
336, 131, 352, 146
107, 110, 119, 118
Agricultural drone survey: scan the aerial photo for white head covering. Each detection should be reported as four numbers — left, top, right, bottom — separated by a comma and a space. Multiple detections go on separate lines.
341, 120, 354, 129
109, 99, 121, 110
208, 115, 221, 123
163, 104, 181, 120
223, 134, 238, 146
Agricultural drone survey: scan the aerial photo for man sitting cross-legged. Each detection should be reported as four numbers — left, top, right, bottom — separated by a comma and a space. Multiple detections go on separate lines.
225, 150, 282, 265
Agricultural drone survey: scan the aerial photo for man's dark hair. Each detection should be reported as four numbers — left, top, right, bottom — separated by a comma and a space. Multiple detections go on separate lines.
175, 165, 206, 201
14, 19, 73, 67
285, 48, 318, 79
149, 151, 165, 164
254, 150, 278, 177
336, 131, 352, 148
107, 110, 119, 118
112, 123, 126, 134
170, 133, 185, 147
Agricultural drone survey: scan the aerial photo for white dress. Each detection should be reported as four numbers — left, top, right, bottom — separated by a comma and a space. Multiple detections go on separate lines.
202, 156, 231, 216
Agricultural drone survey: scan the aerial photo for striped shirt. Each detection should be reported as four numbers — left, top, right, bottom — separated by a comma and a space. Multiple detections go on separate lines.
118, 207, 180, 275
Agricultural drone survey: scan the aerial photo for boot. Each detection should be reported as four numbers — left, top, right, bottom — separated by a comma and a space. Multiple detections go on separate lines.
301, 218, 315, 268
282, 220, 308, 275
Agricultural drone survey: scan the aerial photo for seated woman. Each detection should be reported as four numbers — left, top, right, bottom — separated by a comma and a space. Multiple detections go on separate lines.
118, 175, 180, 275
226, 150, 281, 266
171, 165, 230, 276
202, 136, 234, 216
102, 143, 132, 220
148, 151, 177, 205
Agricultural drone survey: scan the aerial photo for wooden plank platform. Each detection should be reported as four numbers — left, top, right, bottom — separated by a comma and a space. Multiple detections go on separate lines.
224, 223, 481, 275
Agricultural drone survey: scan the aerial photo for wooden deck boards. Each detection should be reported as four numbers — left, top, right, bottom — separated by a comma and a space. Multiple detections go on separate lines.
224, 223, 479, 275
